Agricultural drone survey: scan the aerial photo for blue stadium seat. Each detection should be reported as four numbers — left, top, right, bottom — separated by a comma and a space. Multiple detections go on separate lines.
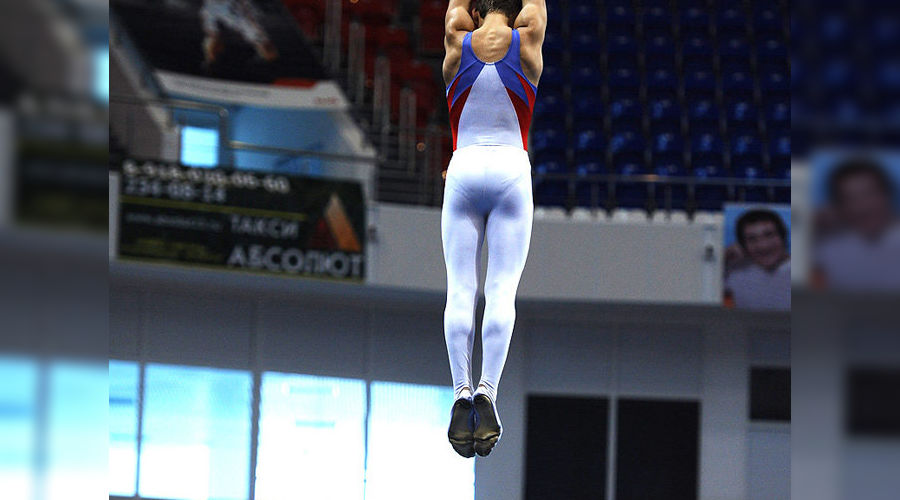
572, 66, 603, 89
722, 70, 755, 99
572, 93, 603, 120
607, 34, 638, 67
576, 177, 608, 209
682, 36, 714, 68
542, 32, 564, 57
761, 69, 789, 95
531, 128, 568, 162
610, 130, 645, 168
570, 3, 600, 29
652, 131, 683, 163
576, 129, 605, 155
648, 97, 681, 127
654, 159, 689, 209
642, 6, 672, 34
642, 0, 672, 8
693, 162, 730, 211
614, 161, 649, 209
606, 4, 636, 31
876, 59, 900, 94
766, 100, 790, 126
538, 65, 565, 90
575, 159, 605, 176
609, 98, 641, 127
647, 68, 678, 98
769, 134, 790, 170
569, 23, 598, 38
544, 2, 564, 32
684, 69, 717, 97
534, 160, 569, 207
608, 67, 640, 98
655, 160, 687, 177
687, 99, 719, 128
717, 7, 748, 31
819, 58, 853, 94
873, 17, 900, 56
757, 37, 787, 61
774, 166, 791, 204
738, 165, 770, 202
680, 7, 710, 34
610, 130, 643, 154
731, 134, 762, 160
570, 34, 603, 56
819, 13, 850, 49
533, 94, 567, 128
534, 160, 566, 175
646, 34, 677, 69
719, 36, 751, 65
568, 0, 598, 10
646, 33, 676, 56
691, 131, 723, 161
754, 7, 784, 34
727, 100, 757, 125
532, 117, 567, 142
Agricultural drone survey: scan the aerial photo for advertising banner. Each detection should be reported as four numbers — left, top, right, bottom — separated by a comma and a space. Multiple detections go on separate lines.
117, 158, 366, 281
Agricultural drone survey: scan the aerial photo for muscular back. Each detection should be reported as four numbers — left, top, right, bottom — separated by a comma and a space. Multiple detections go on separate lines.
443, 1, 547, 87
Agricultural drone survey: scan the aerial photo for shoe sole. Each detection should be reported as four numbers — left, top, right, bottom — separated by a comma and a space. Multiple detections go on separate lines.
472, 394, 501, 457
448, 399, 476, 458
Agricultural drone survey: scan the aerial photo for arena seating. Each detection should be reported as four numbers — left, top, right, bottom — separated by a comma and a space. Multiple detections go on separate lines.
529, 0, 790, 210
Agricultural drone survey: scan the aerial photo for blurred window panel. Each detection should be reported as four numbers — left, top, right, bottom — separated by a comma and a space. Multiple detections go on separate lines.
109, 360, 140, 497
0, 357, 39, 500
846, 368, 900, 437
180, 126, 219, 167
93, 45, 109, 104
255, 372, 366, 500
750, 367, 791, 422
45, 360, 107, 500
140, 364, 252, 500
365, 382, 475, 500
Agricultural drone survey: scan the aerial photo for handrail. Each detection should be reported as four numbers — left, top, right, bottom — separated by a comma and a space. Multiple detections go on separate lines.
533, 172, 791, 187
227, 140, 376, 164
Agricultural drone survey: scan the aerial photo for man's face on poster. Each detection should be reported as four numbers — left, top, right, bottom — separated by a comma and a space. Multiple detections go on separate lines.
835, 172, 893, 239
742, 221, 787, 271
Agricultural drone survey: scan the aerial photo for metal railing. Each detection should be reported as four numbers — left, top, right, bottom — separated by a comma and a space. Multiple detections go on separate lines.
109, 95, 378, 201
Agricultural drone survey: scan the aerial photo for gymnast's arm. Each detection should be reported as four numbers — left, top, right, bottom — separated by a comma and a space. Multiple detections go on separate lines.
514, 0, 547, 85
443, 0, 476, 85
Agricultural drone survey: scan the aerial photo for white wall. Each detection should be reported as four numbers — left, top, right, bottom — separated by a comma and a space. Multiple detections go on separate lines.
109, 261, 789, 500
368, 204, 723, 305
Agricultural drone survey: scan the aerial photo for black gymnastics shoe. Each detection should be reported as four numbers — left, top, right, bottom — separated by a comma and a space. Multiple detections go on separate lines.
448, 397, 476, 458
472, 394, 502, 457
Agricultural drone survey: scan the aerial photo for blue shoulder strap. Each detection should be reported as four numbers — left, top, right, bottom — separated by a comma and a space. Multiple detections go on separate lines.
504, 29, 522, 68
496, 29, 538, 96
461, 32, 476, 67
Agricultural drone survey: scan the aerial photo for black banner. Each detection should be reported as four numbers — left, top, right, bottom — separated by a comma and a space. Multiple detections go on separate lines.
117, 159, 366, 281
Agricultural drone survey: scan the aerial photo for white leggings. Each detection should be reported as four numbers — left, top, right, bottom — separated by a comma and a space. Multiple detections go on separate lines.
441, 145, 534, 402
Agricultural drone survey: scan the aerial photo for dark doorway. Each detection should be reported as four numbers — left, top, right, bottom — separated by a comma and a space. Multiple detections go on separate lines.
615, 399, 700, 500
526, 395, 609, 500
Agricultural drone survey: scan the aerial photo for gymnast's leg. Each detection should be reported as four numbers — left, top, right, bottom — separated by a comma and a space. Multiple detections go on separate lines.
473, 161, 534, 456
441, 173, 484, 458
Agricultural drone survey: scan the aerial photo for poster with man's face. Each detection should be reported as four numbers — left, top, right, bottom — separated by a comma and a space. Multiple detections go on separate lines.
723, 204, 792, 311
810, 152, 900, 291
